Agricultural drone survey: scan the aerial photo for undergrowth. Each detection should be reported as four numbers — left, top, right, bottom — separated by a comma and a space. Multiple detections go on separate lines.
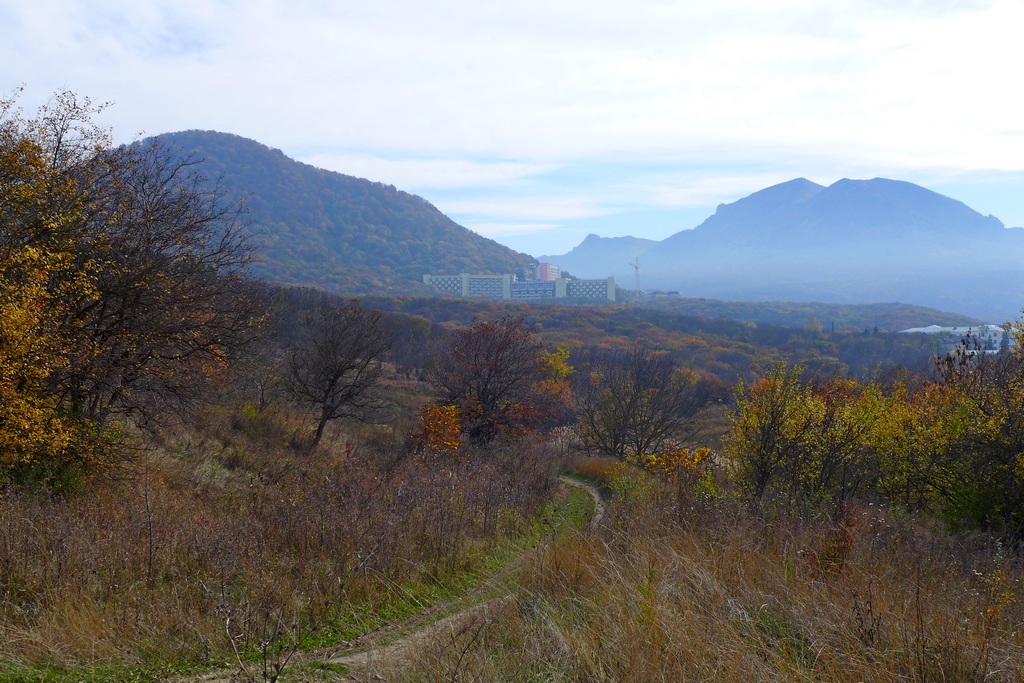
400, 470, 1024, 682
0, 404, 559, 681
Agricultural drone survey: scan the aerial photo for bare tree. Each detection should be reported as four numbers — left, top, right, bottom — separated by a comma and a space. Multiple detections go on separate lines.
286, 301, 391, 452
431, 315, 545, 445
571, 343, 704, 460
58, 139, 262, 424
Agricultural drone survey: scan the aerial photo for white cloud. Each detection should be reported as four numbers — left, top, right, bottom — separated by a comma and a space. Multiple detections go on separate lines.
3, 0, 1022, 247
8, 0, 1022, 167
629, 172, 810, 208
437, 196, 608, 221
298, 153, 557, 189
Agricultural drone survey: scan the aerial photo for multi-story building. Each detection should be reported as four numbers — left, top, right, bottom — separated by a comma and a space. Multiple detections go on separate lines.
535, 262, 561, 281
510, 280, 556, 301
899, 324, 1013, 354
561, 276, 616, 301
422, 273, 514, 299
424, 272, 615, 302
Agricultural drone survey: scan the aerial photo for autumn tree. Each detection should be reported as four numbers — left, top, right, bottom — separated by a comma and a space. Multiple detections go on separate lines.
286, 301, 392, 452
727, 361, 883, 511
0, 246, 96, 479
1, 89, 264, 476
5, 90, 262, 424
867, 382, 971, 515
0, 92, 107, 477
571, 343, 704, 461
724, 362, 877, 509
855, 336, 1024, 534
925, 337, 1024, 532
60, 142, 261, 423
413, 404, 462, 457
431, 315, 546, 445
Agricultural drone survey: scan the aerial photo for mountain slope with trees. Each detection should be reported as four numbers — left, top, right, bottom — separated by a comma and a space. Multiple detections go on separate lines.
150, 130, 536, 294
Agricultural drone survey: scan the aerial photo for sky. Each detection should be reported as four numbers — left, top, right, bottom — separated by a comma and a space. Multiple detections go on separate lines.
3, 0, 1023, 257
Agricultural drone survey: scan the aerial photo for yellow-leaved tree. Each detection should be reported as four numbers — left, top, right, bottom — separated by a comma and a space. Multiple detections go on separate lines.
0, 123, 105, 481
1, 89, 263, 486
725, 363, 877, 511
0, 247, 102, 475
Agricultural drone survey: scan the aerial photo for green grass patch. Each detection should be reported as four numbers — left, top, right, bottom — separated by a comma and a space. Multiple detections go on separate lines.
327, 483, 596, 646
0, 660, 205, 683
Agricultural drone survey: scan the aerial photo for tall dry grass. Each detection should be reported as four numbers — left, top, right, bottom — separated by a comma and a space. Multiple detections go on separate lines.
0, 405, 557, 672
405, 469, 1024, 682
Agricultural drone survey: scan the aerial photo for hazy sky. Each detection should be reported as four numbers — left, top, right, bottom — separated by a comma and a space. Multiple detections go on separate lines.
3, 0, 1022, 256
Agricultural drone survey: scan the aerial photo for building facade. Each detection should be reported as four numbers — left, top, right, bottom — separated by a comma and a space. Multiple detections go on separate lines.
899, 324, 1013, 354
422, 273, 514, 299
424, 273, 615, 302
510, 280, 556, 301
563, 277, 616, 301
535, 262, 561, 281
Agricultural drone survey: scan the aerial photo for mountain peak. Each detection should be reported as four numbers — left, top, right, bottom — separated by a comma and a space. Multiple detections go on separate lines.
812, 177, 1004, 233
553, 176, 1023, 321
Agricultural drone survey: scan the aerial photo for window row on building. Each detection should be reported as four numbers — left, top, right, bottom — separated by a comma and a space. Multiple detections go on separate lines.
423, 273, 616, 302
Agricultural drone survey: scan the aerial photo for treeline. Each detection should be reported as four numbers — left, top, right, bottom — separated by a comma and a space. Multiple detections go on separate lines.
726, 339, 1024, 536
646, 296, 980, 331
360, 295, 943, 384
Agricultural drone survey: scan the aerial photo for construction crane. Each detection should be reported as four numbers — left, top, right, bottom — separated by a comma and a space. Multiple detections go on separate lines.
629, 257, 640, 301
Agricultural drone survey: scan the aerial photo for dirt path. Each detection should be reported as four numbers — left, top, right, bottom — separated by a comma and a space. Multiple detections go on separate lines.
327, 476, 604, 680
561, 475, 604, 531
182, 476, 604, 682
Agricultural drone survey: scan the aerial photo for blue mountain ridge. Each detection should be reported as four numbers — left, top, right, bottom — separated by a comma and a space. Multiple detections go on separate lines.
544, 178, 1023, 322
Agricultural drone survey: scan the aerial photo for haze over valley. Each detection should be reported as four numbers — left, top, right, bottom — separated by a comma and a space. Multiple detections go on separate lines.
160, 129, 1021, 324
543, 177, 1024, 323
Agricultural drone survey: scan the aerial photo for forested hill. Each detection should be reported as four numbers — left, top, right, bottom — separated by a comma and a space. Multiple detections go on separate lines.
150, 130, 535, 294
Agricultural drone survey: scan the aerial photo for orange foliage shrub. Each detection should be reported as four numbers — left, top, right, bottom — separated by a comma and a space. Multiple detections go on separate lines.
413, 404, 462, 456
575, 457, 625, 484
638, 445, 717, 504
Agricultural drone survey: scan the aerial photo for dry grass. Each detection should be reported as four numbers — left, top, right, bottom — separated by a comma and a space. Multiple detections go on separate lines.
7, 398, 1024, 682
571, 457, 627, 492
0, 405, 557, 674
406, 476, 1024, 682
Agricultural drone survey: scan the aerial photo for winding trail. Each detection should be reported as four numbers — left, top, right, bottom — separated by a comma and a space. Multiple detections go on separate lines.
182, 475, 604, 682
327, 475, 604, 680
562, 475, 604, 531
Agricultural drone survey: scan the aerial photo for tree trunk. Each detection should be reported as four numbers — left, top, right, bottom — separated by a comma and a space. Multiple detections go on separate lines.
310, 413, 329, 453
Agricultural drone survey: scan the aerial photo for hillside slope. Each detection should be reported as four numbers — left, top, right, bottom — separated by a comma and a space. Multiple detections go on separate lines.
537, 233, 659, 278
152, 130, 535, 294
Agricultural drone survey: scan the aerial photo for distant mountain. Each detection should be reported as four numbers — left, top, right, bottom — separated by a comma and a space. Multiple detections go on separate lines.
150, 131, 535, 294
538, 234, 658, 277
544, 178, 1024, 322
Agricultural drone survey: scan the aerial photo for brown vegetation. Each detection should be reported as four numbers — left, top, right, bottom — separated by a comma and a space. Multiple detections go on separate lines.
402, 468, 1024, 682
5, 89, 1024, 683
0, 405, 556, 674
